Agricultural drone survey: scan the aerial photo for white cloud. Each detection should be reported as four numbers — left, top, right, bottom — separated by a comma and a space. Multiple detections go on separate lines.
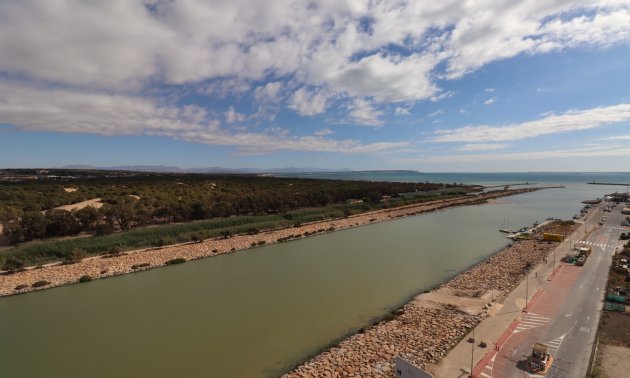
225, 107, 247, 123
288, 87, 330, 116
602, 134, 630, 140
254, 82, 283, 103
347, 98, 384, 126
0, 0, 628, 144
484, 97, 496, 105
314, 128, 335, 136
395, 107, 410, 116
428, 109, 444, 117
0, 1, 626, 97
485, 88, 495, 92
444, 2, 630, 78
457, 143, 509, 151
433, 103, 630, 142
0, 80, 407, 154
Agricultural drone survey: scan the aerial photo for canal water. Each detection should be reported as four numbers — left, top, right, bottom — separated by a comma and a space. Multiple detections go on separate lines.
1, 173, 627, 377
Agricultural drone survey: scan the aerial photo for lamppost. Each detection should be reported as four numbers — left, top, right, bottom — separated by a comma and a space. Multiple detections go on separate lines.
470, 327, 475, 378
524, 273, 529, 312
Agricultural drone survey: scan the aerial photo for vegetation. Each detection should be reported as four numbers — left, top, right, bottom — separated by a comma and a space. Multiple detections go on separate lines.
165, 258, 186, 265
31, 280, 51, 288
1, 256, 25, 272
131, 263, 150, 270
78, 275, 93, 282
0, 169, 476, 267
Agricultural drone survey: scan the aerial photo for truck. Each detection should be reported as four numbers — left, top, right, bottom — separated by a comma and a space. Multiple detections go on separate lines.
530, 342, 553, 374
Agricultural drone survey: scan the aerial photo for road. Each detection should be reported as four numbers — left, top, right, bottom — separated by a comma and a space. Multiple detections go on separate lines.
477, 203, 625, 378
544, 204, 624, 378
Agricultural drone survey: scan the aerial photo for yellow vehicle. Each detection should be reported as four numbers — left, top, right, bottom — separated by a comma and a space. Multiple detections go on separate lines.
543, 233, 564, 242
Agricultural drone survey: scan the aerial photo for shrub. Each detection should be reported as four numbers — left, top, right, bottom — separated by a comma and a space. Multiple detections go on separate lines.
79, 275, 93, 283
212, 249, 218, 253
131, 263, 150, 270
246, 228, 259, 235
190, 234, 200, 242
62, 248, 87, 265
14, 284, 28, 291
165, 257, 186, 265
2, 256, 25, 273
95, 223, 115, 236
293, 222, 302, 228
257, 240, 266, 245
32, 280, 51, 288
251, 242, 258, 247
230, 247, 236, 252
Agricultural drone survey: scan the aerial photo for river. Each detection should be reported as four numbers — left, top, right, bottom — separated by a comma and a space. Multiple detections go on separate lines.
1, 173, 628, 377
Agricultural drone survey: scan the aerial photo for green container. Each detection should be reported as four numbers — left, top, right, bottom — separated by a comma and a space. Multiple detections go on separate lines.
605, 301, 626, 312
607, 293, 626, 303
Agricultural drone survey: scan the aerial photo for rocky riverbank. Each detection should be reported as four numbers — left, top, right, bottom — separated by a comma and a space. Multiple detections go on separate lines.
282, 222, 573, 378
0, 187, 543, 297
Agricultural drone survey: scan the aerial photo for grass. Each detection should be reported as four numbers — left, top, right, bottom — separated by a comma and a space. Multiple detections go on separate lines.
0, 191, 468, 267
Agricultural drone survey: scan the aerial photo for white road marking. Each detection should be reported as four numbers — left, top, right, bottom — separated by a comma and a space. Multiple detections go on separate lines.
514, 313, 551, 333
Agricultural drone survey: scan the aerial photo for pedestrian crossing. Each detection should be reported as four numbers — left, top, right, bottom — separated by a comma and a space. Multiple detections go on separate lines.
543, 334, 565, 356
606, 226, 629, 231
514, 313, 551, 333
580, 241, 613, 249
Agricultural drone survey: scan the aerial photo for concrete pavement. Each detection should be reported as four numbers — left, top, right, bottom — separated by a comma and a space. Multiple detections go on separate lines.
431, 205, 607, 377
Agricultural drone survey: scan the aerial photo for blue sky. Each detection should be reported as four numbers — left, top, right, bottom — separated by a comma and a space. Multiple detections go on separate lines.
1, 1, 629, 172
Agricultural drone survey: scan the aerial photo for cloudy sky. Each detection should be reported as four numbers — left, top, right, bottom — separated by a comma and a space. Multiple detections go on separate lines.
1, 0, 629, 171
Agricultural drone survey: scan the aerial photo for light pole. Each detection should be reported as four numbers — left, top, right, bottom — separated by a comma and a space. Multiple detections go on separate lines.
524, 273, 529, 311
470, 327, 475, 378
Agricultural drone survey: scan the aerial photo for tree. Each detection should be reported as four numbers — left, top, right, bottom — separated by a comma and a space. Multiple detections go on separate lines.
101, 201, 135, 231
190, 202, 208, 220
45, 210, 81, 237
20, 211, 48, 241
75, 206, 100, 230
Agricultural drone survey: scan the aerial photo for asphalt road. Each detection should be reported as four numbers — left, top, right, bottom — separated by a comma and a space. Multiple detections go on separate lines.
541, 204, 624, 378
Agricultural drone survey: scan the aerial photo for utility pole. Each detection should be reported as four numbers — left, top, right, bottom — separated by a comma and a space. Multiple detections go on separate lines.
525, 273, 529, 311
470, 327, 475, 378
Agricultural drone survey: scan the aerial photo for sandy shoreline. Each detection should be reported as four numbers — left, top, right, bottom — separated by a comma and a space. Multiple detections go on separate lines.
0, 188, 543, 297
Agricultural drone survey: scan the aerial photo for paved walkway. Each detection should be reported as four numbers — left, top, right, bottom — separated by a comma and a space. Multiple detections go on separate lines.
430, 213, 597, 377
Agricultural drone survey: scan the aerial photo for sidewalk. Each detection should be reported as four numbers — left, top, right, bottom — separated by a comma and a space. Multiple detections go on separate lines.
429, 209, 599, 377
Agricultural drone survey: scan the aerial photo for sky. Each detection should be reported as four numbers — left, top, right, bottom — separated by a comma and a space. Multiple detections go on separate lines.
0, 0, 629, 172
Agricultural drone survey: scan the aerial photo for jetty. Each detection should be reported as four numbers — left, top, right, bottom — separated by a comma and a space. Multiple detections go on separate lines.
588, 181, 630, 186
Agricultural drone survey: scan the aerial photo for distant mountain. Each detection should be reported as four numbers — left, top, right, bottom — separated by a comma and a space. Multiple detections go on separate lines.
62, 164, 184, 173
61, 165, 353, 174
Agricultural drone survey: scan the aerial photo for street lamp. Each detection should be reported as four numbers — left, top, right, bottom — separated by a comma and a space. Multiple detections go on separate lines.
470, 327, 475, 378
524, 273, 529, 311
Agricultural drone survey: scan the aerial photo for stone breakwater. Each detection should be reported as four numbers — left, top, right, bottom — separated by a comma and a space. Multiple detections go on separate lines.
438, 238, 555, 302
282, 223, 568, 378
0, 188, 541, 297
